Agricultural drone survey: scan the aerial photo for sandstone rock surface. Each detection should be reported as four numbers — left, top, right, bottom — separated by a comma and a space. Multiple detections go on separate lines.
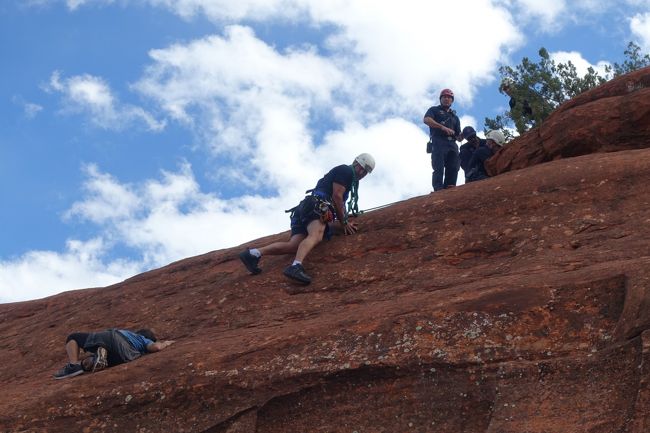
2, 71, 650, 433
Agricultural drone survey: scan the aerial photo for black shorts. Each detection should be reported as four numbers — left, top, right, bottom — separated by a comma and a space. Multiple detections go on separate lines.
289, 196, 332, 239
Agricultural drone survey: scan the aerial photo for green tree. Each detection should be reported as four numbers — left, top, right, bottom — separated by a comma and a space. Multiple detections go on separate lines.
485, 42, 650, 136
607, 41, 650, 76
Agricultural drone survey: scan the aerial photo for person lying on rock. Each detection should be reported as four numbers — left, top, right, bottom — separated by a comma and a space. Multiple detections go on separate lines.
53, 328, 174, 380
239, 153, 375, 285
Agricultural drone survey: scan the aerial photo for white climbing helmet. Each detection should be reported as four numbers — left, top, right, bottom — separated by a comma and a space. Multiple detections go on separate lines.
485, 130, 506, 147
500, 77, 515, 90
354, 153, 375, 173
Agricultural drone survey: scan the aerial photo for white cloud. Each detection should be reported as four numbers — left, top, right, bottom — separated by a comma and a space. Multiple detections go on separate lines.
304, 0, 521, 105
549, 51, 612, 77
12, 95, 43, 118
146, 0, 300, 21
67, 162, 289, 266
0, 238, 139, 303
504, 0, 620, 33
46, 71, 166, 131
631, 13, 650, 52
65, 164, 140, 223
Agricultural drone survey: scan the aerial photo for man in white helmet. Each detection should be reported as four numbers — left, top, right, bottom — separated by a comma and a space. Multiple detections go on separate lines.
239, 153, 375, 285
465, 130, 505, 182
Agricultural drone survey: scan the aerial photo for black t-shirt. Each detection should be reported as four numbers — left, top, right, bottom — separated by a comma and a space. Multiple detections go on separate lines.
313, 164, 354, 201
424, 104, 461, 139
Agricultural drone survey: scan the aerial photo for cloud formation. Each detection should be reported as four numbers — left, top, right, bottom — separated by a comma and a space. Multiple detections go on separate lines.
631, 13, 650, 51
46, 71, 166, 131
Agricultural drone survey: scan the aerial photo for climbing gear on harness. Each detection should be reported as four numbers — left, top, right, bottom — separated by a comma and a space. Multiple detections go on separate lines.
316, 199, 334, 223
283, 263, 311, 284
286, 194, 334, 223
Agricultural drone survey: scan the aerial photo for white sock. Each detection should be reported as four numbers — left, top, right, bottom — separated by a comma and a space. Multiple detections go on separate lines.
292, 260, 302, 266
249, 248, 261, 258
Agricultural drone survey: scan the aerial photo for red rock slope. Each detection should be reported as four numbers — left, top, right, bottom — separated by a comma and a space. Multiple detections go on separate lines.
2, 74, 650, 433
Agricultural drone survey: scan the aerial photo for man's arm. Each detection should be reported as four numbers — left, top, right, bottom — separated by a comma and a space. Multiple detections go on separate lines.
424, 116, 455, 136
332, 182, 356, 235
146, 340, 175, 353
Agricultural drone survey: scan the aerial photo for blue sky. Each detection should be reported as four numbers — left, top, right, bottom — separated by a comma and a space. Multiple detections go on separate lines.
1, 0, 649, 303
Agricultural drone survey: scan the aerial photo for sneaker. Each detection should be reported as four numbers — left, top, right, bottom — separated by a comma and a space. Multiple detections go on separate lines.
283, 264, 312, 285
92, 347, 108, 372
239, 249, 262, 275
53, 363, 84, 380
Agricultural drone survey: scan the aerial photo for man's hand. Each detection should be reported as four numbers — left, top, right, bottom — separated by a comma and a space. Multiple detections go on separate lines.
147, 340, 175, 353
343, 221, 358, 235
443, 126, 456, 136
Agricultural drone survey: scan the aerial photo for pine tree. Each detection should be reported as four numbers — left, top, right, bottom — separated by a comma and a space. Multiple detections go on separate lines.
485, 42, 650, 136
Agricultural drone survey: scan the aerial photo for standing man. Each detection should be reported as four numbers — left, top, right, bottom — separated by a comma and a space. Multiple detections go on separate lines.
423, 89, 461, 191
239, 153, 375, 285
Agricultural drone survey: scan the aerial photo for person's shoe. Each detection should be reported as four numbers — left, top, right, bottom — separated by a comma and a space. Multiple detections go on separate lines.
92, 347, 108, 372
239, 249, 262, 275
283, 264, 312, 285
53, 363, 84, 380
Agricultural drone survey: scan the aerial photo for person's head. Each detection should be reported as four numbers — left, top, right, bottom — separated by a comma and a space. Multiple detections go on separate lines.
136, 328, 157, 342
439, 88, 454, 108
353, 153, 375, 179
461, 126, 477, 143
499, 77, 514, 95
485, 130, 506, 149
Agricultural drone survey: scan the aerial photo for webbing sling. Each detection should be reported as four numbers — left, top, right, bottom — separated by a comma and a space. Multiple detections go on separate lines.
346, 164, 360, 218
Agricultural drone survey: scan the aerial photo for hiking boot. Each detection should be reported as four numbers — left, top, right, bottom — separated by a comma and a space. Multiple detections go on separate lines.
92, 347, 108, 372
283, 264, 312, 285
53, 363, 84, 380
239, 249, 262, 275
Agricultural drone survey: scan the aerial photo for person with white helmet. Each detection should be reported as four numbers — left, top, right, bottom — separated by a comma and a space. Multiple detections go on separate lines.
423, 88, 462, 191
239, 153, 375, 285
465, 130, 506, 183
500, 77, 534, 133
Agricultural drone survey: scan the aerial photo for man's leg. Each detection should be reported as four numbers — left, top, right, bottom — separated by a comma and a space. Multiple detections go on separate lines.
65, 339, 82, 363
431, 143, 446, 191
240, 233, 306, 275
444, 146, 460, 188
259, 234, 306, 256
53, 333, 88, 379
294, 219, 326, 262
284, 219, 326, 284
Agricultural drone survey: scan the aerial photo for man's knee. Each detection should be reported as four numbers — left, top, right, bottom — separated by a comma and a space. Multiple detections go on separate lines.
306, 220, 326, 238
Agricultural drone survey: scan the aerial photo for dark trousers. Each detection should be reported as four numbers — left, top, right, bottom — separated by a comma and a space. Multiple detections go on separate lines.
431, 141, 460, 191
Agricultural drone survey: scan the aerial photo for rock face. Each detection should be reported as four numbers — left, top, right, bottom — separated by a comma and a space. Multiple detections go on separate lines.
486, 65, 650, 175
2, 74, 650, 433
